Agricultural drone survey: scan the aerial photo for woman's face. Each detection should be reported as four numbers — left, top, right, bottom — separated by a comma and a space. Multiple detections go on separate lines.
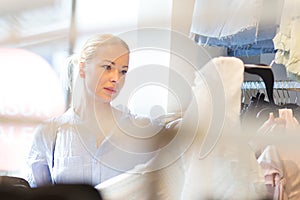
81, 44, 129, 103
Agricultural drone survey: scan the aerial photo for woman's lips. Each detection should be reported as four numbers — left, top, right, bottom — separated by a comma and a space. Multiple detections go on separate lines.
103, 87, 117, 94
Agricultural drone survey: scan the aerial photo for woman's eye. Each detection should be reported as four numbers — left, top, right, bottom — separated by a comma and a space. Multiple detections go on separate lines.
103, 65, 112, 70
121, 70, 128, 75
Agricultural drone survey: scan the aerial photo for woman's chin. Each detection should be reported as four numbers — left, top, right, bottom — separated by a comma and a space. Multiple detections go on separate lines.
92, 94, 112, 104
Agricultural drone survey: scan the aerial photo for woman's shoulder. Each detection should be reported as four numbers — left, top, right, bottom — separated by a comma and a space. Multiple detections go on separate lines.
47, 107, 79, 126
35, 108, 78, 136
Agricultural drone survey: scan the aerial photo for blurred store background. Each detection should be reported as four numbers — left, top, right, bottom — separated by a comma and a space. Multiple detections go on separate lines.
0, 0, 199, 177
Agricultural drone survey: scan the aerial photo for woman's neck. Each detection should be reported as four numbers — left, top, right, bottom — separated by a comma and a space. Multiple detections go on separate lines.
72, 79, 124, 146
74, 94, 122, 147
76, 97, 113, 127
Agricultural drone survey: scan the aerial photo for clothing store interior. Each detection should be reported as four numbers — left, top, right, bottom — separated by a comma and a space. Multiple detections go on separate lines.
0, 0, 300, 199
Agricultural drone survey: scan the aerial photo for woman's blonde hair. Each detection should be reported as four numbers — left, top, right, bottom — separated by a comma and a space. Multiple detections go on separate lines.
79, 34, 129, 64
65, 34, 129, 108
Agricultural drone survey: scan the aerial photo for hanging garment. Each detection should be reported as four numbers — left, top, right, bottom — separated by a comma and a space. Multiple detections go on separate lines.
191, 0, 282, 57
196, 26, 277, 57
190, 0, 261, 37
181, 57, 267, 199
273, 0, 300, 77
257, 145, 288, 200
252, 138, 300, 200
250, 108, 300, 200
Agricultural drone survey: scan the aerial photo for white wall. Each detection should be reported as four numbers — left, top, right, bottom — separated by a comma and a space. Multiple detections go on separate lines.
167, 0, 227, 113
113, 0, 174, 117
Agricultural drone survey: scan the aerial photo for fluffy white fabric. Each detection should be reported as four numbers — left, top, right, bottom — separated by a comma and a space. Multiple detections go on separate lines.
181, 57, 267, 199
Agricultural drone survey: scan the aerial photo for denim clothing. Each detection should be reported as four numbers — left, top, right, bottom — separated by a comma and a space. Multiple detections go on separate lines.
195, 26, 277, 57
191, 0, 281, 57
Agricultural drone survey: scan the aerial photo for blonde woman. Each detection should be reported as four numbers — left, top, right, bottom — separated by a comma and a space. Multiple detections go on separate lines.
27, 34, 166, 187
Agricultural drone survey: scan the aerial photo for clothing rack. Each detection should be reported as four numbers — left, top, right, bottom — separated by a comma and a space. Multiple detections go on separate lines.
243, 64, 300, 105
244, 64, 275, 104
242, 80, 300, 105
241, 65, 300, 131
242, 80, 300, 90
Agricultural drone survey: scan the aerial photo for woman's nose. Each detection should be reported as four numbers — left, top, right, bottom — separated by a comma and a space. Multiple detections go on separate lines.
110, 69, 120, 83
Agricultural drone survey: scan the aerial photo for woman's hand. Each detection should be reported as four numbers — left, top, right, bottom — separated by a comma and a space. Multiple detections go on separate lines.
257, 109, 299, 135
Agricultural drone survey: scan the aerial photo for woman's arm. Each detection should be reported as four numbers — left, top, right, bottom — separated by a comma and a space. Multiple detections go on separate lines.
27, 121, 57, 187
31, 162, 52, 186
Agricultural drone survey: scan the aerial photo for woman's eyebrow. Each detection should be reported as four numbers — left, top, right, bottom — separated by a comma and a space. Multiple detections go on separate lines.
103, 60, 115, 65
102, 60, 128, 68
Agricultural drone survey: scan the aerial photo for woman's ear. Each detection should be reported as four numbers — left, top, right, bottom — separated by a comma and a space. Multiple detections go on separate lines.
79, 62, 86, 78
